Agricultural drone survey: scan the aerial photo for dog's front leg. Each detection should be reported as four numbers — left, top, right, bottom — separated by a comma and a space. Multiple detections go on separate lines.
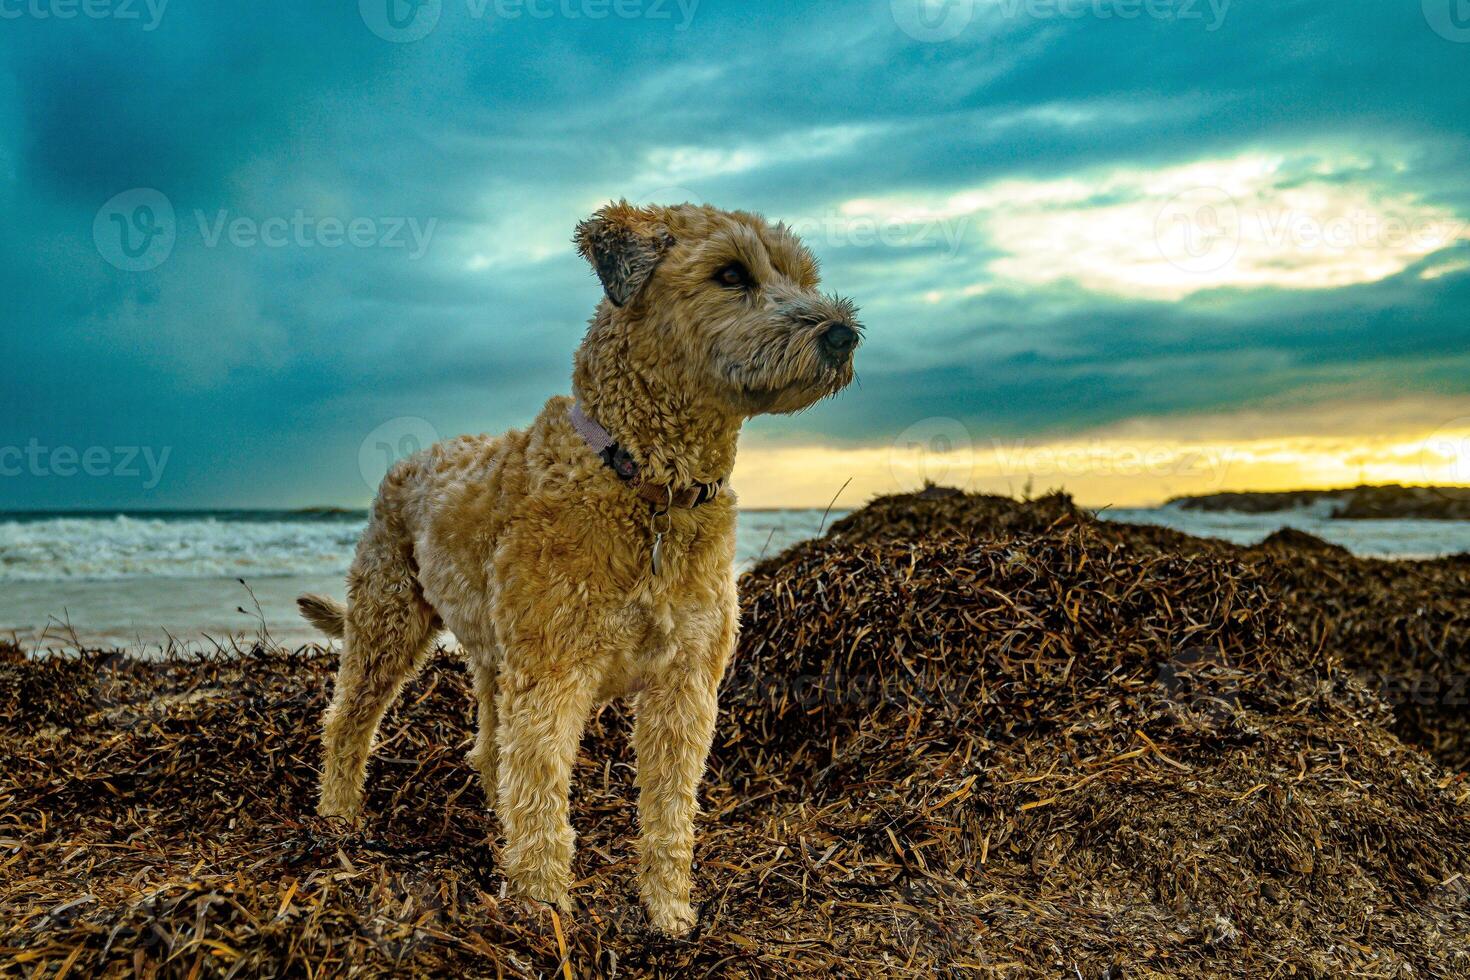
495, 656, 598, 910
633, 604, 733, 936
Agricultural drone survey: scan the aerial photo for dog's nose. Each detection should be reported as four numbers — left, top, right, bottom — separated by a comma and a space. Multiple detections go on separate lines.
820, 322, 859, 356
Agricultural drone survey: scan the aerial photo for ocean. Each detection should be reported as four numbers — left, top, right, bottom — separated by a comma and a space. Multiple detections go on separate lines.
0, 509, 837, 650
3, 503, 1468, 652
1104, 499, 1470, 558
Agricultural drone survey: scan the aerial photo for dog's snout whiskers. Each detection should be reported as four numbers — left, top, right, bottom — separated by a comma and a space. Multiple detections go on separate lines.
780, 292, 862, 336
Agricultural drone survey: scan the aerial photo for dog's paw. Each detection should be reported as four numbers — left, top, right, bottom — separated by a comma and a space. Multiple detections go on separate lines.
507, 875, 572, 913
645, 898, 697, 937
517, 890, 572, 916
316, 798, 363, 826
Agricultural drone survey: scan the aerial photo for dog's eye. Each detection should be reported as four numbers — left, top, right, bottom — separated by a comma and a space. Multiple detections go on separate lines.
714, 262, 753, 289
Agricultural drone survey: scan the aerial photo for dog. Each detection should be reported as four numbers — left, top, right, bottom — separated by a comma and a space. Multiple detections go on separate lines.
298, 201, 861, 935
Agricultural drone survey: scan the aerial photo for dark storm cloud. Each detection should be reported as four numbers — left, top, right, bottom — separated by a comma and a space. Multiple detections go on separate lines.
0, 0, 1466, 506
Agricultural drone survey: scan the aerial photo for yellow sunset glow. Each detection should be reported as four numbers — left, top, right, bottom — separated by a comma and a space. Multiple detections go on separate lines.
732, 399, 1470, 509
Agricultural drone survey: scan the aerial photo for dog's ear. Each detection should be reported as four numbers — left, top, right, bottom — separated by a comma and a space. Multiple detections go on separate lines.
574, 201, 674, 307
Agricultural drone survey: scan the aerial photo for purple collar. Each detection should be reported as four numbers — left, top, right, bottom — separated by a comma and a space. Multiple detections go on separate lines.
569, 401, 724, 509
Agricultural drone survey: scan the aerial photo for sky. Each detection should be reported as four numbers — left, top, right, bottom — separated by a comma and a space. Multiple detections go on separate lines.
1, 0, 1468, 510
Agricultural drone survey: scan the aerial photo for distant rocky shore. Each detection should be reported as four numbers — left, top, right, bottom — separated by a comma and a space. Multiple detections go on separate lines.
1169, 483, 1470, 520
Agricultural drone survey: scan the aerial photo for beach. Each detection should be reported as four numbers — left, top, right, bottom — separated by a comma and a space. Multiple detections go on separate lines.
3, 489, 1467, 976
6, 502, 1470, 653
0, 509, 841, 651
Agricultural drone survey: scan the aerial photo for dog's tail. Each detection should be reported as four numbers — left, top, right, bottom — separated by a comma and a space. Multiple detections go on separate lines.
297, 593, 347, 639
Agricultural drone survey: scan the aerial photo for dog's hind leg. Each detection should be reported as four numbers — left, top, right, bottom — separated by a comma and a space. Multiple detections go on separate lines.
317, 527, 438, 822
462, 635, 502, 813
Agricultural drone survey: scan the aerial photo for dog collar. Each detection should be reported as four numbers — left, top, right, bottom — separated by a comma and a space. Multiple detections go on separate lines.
570, 401, 724, 510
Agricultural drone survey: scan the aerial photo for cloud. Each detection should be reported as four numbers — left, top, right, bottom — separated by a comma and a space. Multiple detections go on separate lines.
838, 152, 1469, 300
0, 1, 1467, 507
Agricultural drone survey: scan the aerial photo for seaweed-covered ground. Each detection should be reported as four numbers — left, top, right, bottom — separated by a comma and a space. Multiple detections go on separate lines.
2, 492, 1468, 977
835, 491, 1470, 773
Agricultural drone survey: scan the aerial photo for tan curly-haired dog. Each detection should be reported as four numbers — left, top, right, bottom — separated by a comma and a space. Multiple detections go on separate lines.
298, 201, 861, 935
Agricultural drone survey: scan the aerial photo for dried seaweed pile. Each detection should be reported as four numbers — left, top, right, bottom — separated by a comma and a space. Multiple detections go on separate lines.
831, 489, 1470, 773
1247, 547, 1470, 772
3, 492, 1470, 977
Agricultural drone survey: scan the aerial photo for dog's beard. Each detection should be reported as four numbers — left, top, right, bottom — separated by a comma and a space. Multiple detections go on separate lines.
718, 325, 853, 416
740, 377, 846, 415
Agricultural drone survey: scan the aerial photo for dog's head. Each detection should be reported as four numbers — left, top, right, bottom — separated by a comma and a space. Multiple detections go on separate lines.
574, 201, 861, 417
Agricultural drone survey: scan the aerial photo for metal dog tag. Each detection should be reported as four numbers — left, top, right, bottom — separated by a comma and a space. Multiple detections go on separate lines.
649, 506, 672, 578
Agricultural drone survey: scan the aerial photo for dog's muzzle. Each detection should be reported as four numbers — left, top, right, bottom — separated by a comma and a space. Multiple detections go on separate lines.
819, 322, 859, 359
778, 293, 862, 364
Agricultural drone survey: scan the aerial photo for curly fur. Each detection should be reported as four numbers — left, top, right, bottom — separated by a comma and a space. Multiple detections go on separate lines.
305, 201, 861, 936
